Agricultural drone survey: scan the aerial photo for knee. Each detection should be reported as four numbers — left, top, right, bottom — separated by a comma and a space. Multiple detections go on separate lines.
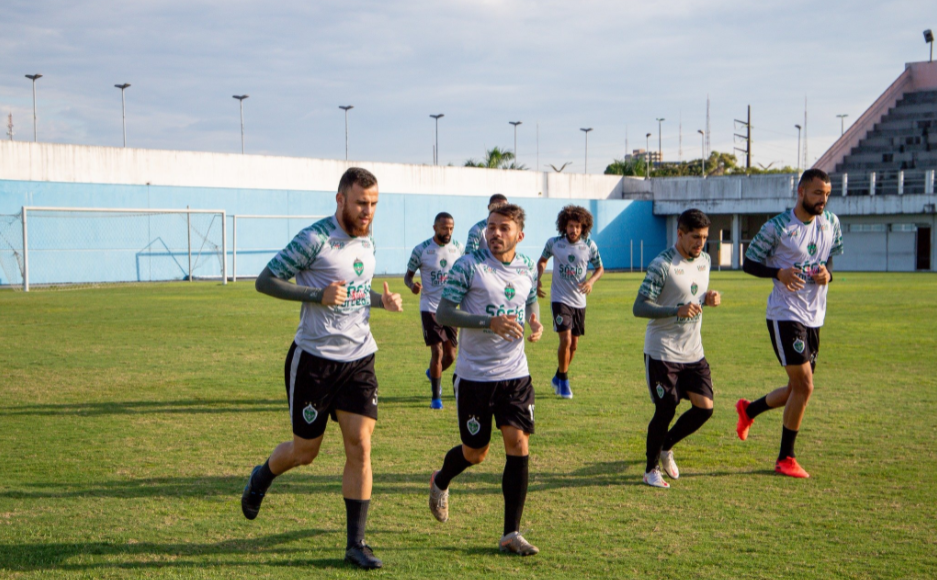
442, 350, 455, 367
651, 402, 678, 424
344, 436, 372, 465
694, 405, 714, 420
792, 377, 814, 397
462, 445, 488, 465
569, 340, 578, 354
430, 345, 443, 361
293, 446, 319, 466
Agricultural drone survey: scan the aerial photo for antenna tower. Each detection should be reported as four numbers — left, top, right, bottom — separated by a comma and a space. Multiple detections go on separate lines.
705, 95, 711, 157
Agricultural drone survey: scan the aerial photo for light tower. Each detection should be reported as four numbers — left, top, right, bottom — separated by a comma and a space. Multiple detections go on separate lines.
232, 95, 249, 154
339, 105, 354, 160
25, 74, 42, 142
114, 83, 131, 147
580, 127, 593, 173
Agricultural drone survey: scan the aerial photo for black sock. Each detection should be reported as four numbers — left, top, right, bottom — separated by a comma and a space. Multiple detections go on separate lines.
779, 427, 798, 460
556, 369, 568, 381
502, 455, 529, 536
344, 498, 370, 548
663, 405, 714, 451
746, 396, 772, 419
435, 445, 472, 490
645, 403, 676, 473
252, 459, 278, 490
430, 377, 442, 400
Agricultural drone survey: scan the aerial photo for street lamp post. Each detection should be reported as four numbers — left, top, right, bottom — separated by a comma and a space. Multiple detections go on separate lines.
232, 95, 249, 154
925, 29, 934, 62
580, 128, 593, 173
339, 105, 354, 160
795, 124, 802, 175
656, 118, 665, 166
509, 121, 522, 168
697, 129, 705, 178
25, 74, 42, 142
430, 114, 444, 164
836, 114, 848, 136
645, 133, 652, 179
115, 83, 131, 147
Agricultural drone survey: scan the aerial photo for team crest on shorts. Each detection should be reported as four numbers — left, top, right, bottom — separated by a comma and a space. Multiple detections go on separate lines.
691, 282, 698, 295
440, 259, 447, 268
467, 416, 481, 436
555, 315, 563, 325
353, 258, 364, 276
793, 338, 806, 354
808, 243, 817, 256
656, 383, 665, 399
504, 282, 516, 301
302, 403, 318, 424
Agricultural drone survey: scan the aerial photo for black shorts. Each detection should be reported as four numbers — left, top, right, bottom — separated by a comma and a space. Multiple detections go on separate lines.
453, 375, 535, 449
552, 302, 585, 336
421, 311, 458, 347
644, 355, 714, 406
767, 319, 820, 370
284, 343, 379, 440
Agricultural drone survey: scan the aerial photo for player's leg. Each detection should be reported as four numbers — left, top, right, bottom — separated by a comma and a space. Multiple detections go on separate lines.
568, 334, 580, 365
428, 342, 444, 408
660, 362, 715, 479
737, 320, 799, 440
441, 339, 456, 372
495, 377, 538, 556
551, 303, 574, 398
644, 355, 677, 488
242, 433, 324, 520
556, 329, 573, 376
774, 361, 813, 478
336, 410, 382, 568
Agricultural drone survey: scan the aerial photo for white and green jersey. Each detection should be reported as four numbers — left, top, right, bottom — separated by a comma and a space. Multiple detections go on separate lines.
745, 209, 844, 327
267, 215, 378, 362
540, 235, 603, 309
638, 247, 711, 364
407, 237, 465, 312
465, 218, 488, 253
442, 249, 538, 381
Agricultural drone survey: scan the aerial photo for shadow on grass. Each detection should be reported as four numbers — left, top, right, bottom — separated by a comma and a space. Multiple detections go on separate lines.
0, 398, 284, 417
0, 461, 643, 500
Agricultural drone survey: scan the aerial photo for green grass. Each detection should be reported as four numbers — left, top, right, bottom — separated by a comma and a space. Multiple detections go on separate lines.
1, 272, 935, 579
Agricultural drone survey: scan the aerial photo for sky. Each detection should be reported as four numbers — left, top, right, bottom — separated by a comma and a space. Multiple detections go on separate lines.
1, 0, 933, 173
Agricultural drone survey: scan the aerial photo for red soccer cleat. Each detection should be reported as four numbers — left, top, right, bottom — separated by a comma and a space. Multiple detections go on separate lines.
735, 399, 754, 441
775, 457, 810, 478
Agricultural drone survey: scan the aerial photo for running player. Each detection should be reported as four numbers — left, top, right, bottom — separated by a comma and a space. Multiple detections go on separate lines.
465, 194, 508, 252
736, 168, 843, 479
428, 203, 544, 556
404, 212, 465, 409
240, 167, 403, 570
633, 209, 721, 488
536, 205, 604, 399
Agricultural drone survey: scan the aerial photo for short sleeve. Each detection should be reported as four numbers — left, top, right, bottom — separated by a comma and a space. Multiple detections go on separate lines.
745, 221, 779, 263
588, 239, 603, 269
465, 221, 485, 253
638, 256, 669, 301
829, 215, 844, 257
442, 255, 475, 304
267, 228, 324, 280
526, 267, 538, 304
541, 237, 555, 261
455, 240, 465, 257
407, 245, 422, 272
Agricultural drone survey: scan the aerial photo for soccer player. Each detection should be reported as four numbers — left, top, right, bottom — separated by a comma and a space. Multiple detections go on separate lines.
735, 168, 843, 479
633, 209, 721, 488
536, 205, 604, 399
404, 212, 465, 409
465, 193, 508, 252
240, 167, 403, 570
427, 203, 544, 556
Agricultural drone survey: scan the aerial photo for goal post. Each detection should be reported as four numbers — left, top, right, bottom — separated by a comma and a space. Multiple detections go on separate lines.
18, 206, 227, 291
230, 214, 326, 282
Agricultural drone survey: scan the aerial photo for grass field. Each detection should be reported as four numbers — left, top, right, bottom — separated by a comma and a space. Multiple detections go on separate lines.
1, 271, 936, 579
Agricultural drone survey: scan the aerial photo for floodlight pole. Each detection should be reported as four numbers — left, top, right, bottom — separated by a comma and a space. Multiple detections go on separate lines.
25, 74, 42, 142
339, 105, 354, 160
697, 129, 705, 178
836, 113, 848, 136
510, 121, 522, 168
115, 84, 131, 147
233, 95, 249, 154
645, 133, 652, 180
926, 29, 934, 62
430, 114, 444, 164
656, 118, 665, 166
795, 124, 802, 175
580, 128, 593, 173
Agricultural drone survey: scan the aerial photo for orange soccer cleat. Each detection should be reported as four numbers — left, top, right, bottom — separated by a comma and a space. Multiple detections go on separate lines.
775, 457, 810, 478
735, 399, 754, 441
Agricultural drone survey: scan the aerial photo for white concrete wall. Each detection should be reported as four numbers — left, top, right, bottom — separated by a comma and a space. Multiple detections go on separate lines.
0, 141, 637, 200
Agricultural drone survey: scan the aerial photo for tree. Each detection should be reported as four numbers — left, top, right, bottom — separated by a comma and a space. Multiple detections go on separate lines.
605, 157, 647, 177
464, 146, 526, 170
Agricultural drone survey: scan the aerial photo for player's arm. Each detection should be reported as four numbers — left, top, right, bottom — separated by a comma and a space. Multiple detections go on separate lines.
436, 299, 524, 341
743, 257, 804, 292
579, 264, 604, 295
536, 257, 548, 298
525, 297, 543, 342
404, 269, 422, 294
812, 256, 833, 285
465, 227, 481, 253
255, 266, 346, 306
633, 293, 680, 319
370, 282, 403, 311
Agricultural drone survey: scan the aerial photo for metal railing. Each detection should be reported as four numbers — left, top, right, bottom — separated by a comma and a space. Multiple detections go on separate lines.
830, 169, 936, 196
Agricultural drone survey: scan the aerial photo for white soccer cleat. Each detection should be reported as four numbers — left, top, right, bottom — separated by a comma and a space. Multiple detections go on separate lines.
429, 471, 449, 522
643, 467, 670, 488
499, 531, 539, 556
660, 449, 680, 479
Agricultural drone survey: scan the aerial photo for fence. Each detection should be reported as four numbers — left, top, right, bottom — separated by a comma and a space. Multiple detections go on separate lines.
830, 169, 936, 197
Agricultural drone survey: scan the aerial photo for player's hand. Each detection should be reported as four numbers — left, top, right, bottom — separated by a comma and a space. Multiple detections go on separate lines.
677, 303, 702, 318
536, 281, 546, 298
381, 281, 403, 312
322, 280, 348, 306
527, 313, 543, 343
578, 280, 594, 295
777, 267, 806, 292
410, 281, 422, 295
811, 265, 831, 285
705, 290, 721, 307
490, 314, 524, 341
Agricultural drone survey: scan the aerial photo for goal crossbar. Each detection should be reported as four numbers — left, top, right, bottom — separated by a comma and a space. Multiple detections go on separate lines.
230, 214, 325, 281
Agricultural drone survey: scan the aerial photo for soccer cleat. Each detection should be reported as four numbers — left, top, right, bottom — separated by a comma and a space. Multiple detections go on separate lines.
241, 465, 267, 520
642, 467, 670, 488
552, 376, 573, 399
429, 470, 449, 522
735, 399, 754, 441
551, 376, 560, 395
499, 531, 539, 556
660, 449, 680, 479
345, 541, 383, 569
775, 457, 810, 478
430, 398, 444, 410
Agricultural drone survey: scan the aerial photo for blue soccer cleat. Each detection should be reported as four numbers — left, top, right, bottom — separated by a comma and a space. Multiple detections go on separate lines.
430, 398, 444, 410
552, 376, 573, 399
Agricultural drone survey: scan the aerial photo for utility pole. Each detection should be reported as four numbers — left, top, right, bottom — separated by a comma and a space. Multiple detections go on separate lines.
795, 124, 802, 175
734, 105, 752, 171
645, 132, 652, 180
697, 129, 705, 178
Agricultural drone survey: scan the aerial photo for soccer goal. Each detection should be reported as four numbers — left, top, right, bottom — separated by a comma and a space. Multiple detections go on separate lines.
229, 214, 325, 282
4, 206, 227, 291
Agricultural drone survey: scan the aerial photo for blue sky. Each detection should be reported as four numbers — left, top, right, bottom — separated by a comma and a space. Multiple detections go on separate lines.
1, 0, 932, 173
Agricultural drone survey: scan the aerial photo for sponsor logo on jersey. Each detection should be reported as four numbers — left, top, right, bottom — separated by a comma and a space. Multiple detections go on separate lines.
697, 264, 706, 271
354, 258, 364, 276
481, 264, 496, 274
656, 383, 665, 399
787, 229, 799, 238
793, 338, 805, 353
504, 282, 516, 301
467, 416, 481, 435
427, 249, 436, 254
808, 243, 817, 256
362, 240, 371, 249
674, 268, 685, 275
302, 403, 318, 424
440, 259, 448, 268
330, 240, 346, 250
691, 282, 698, 295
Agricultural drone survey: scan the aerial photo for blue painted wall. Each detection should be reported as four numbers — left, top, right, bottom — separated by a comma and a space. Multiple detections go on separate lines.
0, 179, 666, 286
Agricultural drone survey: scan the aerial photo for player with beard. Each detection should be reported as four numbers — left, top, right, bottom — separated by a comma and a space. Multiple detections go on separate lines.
736, 168, 843, 478
404, 212, 465, 409
465, 194, 508, 253
428, 204, 544, 556
240, 167, 403, 570
634, 209, 721, 488
536, 205, 604, 399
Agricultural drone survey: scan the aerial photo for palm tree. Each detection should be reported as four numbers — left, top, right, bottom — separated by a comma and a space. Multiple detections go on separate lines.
465, 146, 526, 170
